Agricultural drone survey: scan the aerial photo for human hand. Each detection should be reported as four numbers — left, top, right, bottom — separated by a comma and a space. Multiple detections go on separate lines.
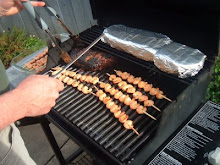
0, 0, 45, 16
14, 75, 64, 117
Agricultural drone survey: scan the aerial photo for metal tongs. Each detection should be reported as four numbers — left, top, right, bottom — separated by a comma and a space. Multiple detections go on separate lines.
22, 0, 72, 63
22, 0, 103, 78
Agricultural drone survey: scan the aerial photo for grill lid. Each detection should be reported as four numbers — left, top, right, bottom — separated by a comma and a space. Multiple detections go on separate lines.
90, 0, 219, 59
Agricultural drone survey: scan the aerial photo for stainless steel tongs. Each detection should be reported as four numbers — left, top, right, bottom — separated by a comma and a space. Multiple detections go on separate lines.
22, 0, 103, 78
22, 0, 72, 63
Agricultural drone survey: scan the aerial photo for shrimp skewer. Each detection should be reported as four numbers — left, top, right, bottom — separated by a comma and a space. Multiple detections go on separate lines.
104, 76, 161, 112
59, 74, 94, 95
114, 70, 172, 102
98, 83, 157, 120
94, 89, 140, 136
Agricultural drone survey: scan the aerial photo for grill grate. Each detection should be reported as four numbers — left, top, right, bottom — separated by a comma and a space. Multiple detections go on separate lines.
46, 51, 188, 164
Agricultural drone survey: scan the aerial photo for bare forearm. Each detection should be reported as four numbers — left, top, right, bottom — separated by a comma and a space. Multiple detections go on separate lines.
0, 75, 64, 130
0, 89, 26, 130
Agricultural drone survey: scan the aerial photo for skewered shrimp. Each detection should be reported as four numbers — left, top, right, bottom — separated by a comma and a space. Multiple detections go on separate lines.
133, 91, 143, 100
82, 86, 92, 94
104, 83, 112, 92
133, 77, 142, 85
109, 74, 117, 81
67, 78, 74, 86
68, 71, 77, 77
114, 70, 172, 102
72, 80, 80, 87
138, 81, 146, 89
114, 70, 123, 77
110, 88, 118, 95
99, 93, 107, 101
110, 104, 121, 113
123, 120, 140, 136
143, 83, 153, 92
119, 94, 126, 102
77, 84, 84, 91
149, 88, 159, 96
106, 101, 115, 109
127, 87, 136, 93
121, 72, 130, 80
113, 77, 122, 84
103, 96, 112, 104
127, 75, 135, 83
114, 91, 123, 99
138, 95, 148, 102
130, 100, 139, 110
80, 75, 87, 82
62, 76, 69, 83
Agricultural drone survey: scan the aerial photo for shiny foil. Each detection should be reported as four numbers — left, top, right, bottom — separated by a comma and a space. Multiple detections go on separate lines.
101, 24, 172, 61
102, 25, 206, 78
154, 42, 206, 78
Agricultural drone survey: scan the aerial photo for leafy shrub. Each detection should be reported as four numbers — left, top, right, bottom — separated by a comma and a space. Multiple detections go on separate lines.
0, 26, 46, 68
207, 56, 220, 104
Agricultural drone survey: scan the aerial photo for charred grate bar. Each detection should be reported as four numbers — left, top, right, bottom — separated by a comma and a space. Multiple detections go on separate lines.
46, 51, 189, 164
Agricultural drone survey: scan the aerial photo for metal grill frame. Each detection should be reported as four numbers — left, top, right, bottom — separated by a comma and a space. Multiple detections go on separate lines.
42, 26, 212, 165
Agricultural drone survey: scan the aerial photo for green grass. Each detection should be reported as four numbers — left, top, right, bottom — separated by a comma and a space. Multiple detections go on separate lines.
207, 55, 220, 104
0, 26, 46, 68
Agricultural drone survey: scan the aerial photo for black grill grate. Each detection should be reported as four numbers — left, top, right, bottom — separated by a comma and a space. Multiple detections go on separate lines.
46, 52, 188, 164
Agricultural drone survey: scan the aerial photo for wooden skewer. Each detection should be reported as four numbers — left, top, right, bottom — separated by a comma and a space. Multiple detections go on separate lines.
94, 86, 99, 91
152, 105, 161, 112
90, 92, 97, 96
97, 81, 104, 84
106, 73, 111, 77
131, 127, 140, 136
143, 111, 157, 120
162, 95, 172, 102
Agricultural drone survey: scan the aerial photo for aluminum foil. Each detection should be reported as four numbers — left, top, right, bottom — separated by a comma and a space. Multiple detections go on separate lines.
154, 42, 206, 78
101, 24, 172, 61
101, 24, 206, 78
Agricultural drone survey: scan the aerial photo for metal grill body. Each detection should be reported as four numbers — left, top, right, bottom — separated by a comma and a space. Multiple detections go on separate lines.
45, 26, 213, 165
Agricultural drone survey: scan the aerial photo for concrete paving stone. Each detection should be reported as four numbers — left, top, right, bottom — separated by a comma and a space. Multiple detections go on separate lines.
19, 123, 54, 165
18, 121, 78, 165
47, 139, 81, 165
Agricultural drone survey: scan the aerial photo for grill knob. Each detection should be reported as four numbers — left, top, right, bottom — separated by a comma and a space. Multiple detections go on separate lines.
208, 147, 220, 165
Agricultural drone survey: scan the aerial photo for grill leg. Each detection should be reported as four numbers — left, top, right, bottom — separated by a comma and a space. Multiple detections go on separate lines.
40, 117, 66, 165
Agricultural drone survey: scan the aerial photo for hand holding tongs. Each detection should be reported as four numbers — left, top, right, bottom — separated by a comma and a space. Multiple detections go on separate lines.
22, 0, 103, 78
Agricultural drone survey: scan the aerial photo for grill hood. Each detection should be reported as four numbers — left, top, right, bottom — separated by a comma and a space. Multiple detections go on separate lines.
90, 0, 219, 60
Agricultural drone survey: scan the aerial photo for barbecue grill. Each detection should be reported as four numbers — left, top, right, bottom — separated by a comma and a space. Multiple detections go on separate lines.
40, 1, 219, 164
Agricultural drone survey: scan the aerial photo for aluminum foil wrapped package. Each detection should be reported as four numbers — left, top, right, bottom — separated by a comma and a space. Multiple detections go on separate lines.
101, 24, 172, 61
154, 42, 206, 78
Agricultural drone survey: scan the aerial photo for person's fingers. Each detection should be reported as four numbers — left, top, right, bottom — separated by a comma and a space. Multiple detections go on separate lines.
56, 80, 64, 92
30, 1, 45, 7
50, 100, 56, 108
52, 91, 60, 100
19, 0, 45, 7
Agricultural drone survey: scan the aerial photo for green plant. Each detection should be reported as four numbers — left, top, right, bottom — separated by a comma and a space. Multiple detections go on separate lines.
0, 26, 46, 68
207, 55, 220, 104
